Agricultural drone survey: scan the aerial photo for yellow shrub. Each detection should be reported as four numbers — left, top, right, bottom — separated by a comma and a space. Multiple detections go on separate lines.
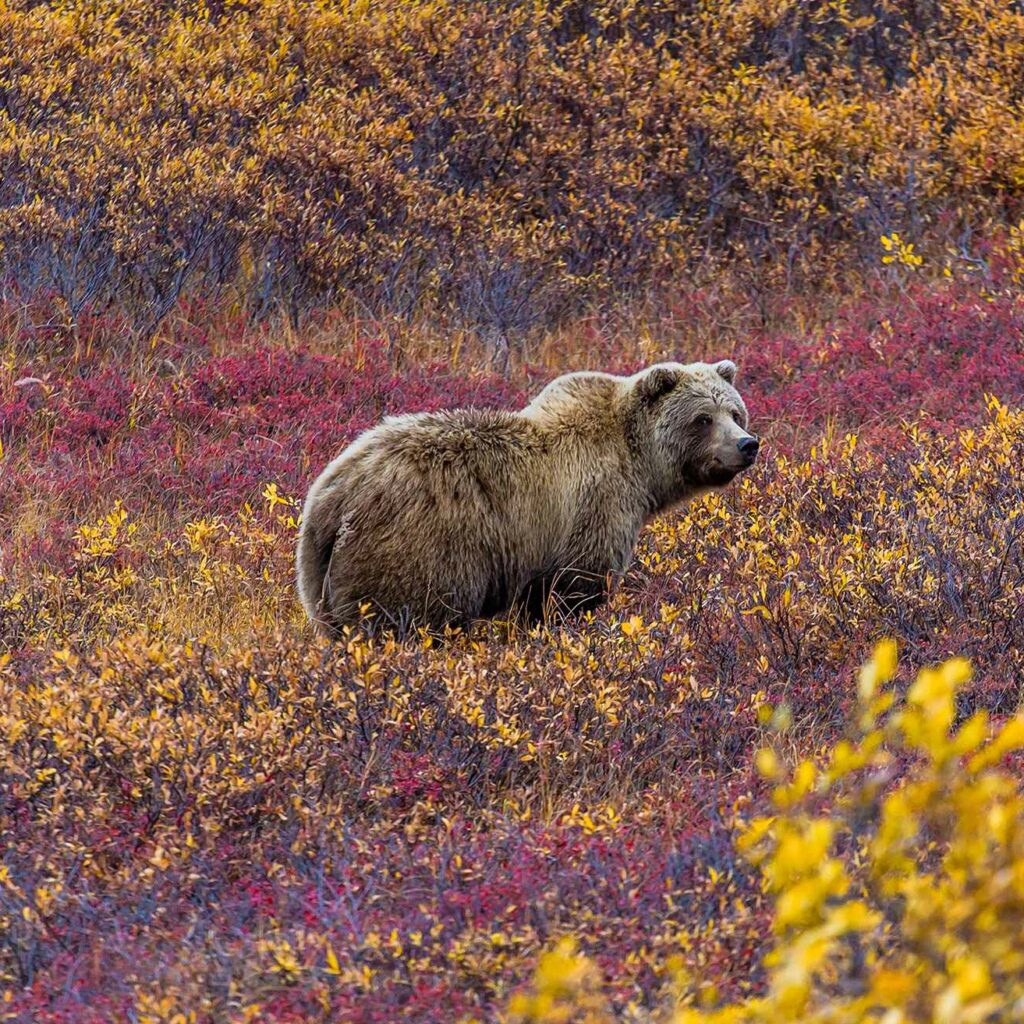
510, 644, 1024, 1024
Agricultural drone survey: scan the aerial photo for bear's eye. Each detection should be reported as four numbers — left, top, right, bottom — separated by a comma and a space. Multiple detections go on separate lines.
694, 414, 712, 428
731, 409, 744, 425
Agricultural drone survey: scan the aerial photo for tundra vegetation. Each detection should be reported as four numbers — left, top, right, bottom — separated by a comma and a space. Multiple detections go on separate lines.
3, 1, 1024, 1022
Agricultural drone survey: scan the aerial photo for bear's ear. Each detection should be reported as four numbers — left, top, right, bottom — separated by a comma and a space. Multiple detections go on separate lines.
635, 366, 679, 405
714, 359, 737, 384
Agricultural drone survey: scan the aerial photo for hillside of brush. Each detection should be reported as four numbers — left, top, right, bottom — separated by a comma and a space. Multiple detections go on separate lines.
4, 1, 1024, 1021
5, 0, 1024, 339
4, 272, 1024, 1021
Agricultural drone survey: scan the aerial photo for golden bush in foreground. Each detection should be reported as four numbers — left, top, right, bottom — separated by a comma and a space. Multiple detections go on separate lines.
510, 644, 1024, 1024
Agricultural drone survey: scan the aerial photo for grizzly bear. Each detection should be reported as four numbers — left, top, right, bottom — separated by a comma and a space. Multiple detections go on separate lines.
296, 360, 758, 634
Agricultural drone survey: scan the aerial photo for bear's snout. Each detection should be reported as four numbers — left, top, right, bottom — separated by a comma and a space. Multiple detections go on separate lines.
737, 436, 760, 464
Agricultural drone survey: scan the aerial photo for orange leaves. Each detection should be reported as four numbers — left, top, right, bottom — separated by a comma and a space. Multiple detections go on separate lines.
5, 0, 1024, 334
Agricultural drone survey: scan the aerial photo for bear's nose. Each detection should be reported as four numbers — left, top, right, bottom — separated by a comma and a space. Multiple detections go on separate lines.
738, 436, 760, 462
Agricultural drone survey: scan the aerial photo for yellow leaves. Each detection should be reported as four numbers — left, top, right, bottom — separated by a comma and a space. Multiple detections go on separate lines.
183, 517, 224, 552
508, 937, 613, 1023
560, 803, 622, 835
869, 967, 917, 1006
619, 615, 645, 638
462, 703, 485, 728
642, 647, 1024, 1023
736, 815, 775, 856
951, 709, 989, 757
262, 482, 299, 529
880, 232, 924, 268
771, 759, 816, 810
984, 393, 1010, 423
899, 656, 973, 763
908, 656, 973, 705
261, 937, 302, 982
766, 818, 835, 889
773, 856, 848, 931
135, 989, 198, 1024
857, 638, 896, 703
754, 747, 780, 780
75, 500, 136, 559
969, 714, 1024, 772
935, 956, 1001, 1024
325, 942, 342, 974
820, 734, 878, 786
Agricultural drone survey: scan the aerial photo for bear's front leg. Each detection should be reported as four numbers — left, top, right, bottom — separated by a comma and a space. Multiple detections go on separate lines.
515, 565, 613, 625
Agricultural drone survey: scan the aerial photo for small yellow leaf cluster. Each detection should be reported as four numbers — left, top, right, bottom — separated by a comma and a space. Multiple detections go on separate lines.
880, 233, 924, 269
508, 937, 613, 1024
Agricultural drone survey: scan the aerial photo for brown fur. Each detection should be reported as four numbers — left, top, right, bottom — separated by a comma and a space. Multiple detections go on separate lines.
296, 361, 757, 634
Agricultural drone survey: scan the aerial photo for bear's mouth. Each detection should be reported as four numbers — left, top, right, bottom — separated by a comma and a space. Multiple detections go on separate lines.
689, 460, 748, 487
706, 464, 740, 486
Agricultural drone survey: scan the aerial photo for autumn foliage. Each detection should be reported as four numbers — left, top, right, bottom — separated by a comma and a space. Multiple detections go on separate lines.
512, 645, 1024, 1023
2, 270, 1024, 1021
4, 1, 1024, 1020
6, 0, 1024, 338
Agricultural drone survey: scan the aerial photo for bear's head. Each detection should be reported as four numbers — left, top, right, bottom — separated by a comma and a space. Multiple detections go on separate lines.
630, 360, 758, 507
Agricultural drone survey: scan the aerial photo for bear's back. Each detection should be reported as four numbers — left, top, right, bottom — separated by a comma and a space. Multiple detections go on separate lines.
521, 371, 624, 433
376, 407, 542, 466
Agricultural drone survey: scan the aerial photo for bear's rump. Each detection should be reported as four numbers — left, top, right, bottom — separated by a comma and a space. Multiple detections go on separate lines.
324, 451, 538, 626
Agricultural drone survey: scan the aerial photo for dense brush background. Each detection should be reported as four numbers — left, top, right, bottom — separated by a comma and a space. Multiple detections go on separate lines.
3, 1, 1024, 1021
